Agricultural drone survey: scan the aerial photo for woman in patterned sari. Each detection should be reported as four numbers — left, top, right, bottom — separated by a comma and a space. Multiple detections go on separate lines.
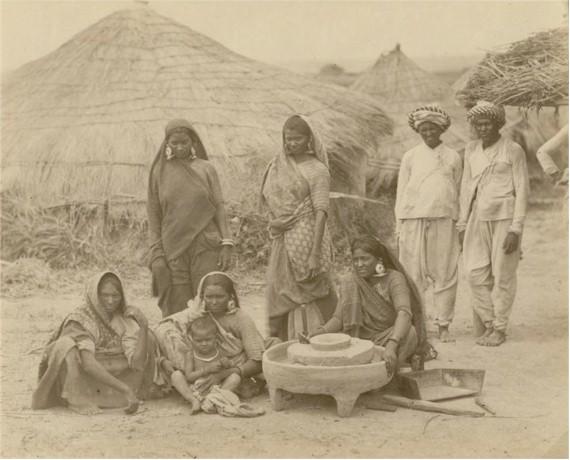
261, 115, 337, 341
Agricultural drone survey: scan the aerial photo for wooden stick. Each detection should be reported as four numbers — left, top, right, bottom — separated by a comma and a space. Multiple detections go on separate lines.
380, 395, 485, 418
364, 400, 398, 412
475, 397, 497, 416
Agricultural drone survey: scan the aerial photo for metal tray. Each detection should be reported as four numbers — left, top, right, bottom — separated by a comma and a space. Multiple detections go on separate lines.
398, 368, 485, 401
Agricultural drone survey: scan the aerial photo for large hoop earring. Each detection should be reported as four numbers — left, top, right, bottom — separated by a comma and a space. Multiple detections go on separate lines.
375, 261, 387, 277
306, 139, 314, 154
165, 146, 173, 160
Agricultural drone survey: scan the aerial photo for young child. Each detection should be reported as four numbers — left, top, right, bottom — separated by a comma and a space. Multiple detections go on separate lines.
160, 316, 241, 413
186, 316, 241, 396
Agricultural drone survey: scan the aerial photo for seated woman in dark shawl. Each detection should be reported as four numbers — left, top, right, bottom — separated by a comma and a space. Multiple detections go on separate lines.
32, 272, 166, 415
148, 119, 234, 317
311, 236, 432, 375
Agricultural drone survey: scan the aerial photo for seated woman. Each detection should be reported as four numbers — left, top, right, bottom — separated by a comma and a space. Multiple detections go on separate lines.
311, 236, 430, 375
32, 272, 166, 415
154, 272, 275, 411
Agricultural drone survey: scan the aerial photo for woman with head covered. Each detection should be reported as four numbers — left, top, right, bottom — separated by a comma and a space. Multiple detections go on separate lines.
147, 119, 234, 317
260, 115, 337, 341
396, 105, 462, 342
457, 101, 529, 347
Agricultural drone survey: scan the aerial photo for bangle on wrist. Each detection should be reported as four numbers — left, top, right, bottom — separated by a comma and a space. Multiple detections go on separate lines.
221, 238, 235, 247
387, 337, 400, 347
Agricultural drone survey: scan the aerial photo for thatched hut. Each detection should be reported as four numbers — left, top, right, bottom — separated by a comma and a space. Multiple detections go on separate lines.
2, 6, 392, 213
350, 44, 470, 195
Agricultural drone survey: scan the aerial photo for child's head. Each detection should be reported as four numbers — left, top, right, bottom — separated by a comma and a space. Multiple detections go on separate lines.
200, 273, 239, 317
190, 316, 218, 355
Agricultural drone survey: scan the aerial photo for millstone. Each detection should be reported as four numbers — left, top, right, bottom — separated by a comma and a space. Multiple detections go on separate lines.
309, 333, 352, 351
288, 335, 375, 366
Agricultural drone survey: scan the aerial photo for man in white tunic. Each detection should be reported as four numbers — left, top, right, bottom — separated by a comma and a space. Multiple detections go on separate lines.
396, 105, 462, 342
458, 101, 529, 347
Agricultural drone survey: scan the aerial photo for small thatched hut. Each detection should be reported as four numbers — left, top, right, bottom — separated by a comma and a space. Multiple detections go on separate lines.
2, 6, 392, 213
350, 44, 470, 195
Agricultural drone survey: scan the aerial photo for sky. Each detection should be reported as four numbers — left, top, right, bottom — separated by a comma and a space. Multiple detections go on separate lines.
1, 0, 567, 75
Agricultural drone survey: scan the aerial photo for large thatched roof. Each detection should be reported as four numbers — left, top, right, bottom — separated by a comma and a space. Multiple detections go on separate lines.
455, 27, 568, 109
350, 45, 470, 193
2, 6, 392, 208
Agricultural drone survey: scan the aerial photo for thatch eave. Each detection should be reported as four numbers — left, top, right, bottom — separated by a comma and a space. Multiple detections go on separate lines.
2, 7, 393, 208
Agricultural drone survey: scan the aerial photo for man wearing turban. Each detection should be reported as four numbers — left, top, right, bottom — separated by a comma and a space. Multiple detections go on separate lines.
396, 104, 462, 342
458, 101, 529, 347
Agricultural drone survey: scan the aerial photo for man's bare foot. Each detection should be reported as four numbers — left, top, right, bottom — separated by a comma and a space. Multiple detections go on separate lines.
480, 330, 506, 347
476, 325, 494, 345
68, 403, 102, 415
438, 325, 455, 343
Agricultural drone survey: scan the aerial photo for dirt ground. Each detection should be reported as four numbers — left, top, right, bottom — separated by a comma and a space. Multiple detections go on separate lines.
1, 206, 568, 458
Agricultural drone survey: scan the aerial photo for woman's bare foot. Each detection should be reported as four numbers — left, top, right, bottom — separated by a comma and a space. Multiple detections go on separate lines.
480, 330, 506, 347
68, 403, 102, 416
124, 390, 140, 414
438, 325, 455, 343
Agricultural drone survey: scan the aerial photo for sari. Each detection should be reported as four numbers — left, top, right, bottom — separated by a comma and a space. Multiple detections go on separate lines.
147, 119, 225, 316
335, 246, 434, 361
260, 115, 336, 340
32, 272, 165, 410
153, 272, 268, 377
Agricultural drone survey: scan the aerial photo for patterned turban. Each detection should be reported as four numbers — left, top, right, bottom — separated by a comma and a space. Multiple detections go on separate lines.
466, 101, 506, 129
407, 104, 451, 132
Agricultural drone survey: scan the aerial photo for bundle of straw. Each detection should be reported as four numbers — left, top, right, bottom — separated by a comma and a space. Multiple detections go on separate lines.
456, 27, 568, 109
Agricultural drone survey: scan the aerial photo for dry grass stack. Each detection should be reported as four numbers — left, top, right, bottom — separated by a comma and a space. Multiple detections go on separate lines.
453, 27, 569, 187
350, 44, 470, 195
2, 6, 393, 268
455, 27, 568, 109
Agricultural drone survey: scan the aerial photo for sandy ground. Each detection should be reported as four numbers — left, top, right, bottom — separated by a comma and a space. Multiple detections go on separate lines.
1, 207, 568, 458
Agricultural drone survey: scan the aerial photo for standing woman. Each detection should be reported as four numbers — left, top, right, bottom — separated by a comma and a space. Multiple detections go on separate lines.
148, 119, 234, 317
261, 115, 337, 341
396, 105, 462, 342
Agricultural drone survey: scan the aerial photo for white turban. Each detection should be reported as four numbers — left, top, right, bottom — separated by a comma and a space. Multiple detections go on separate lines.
466, 101, 506, 128
407, 104, 451, 132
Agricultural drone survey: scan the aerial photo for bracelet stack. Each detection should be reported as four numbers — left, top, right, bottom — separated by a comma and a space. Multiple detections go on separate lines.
221, 238, 235, 247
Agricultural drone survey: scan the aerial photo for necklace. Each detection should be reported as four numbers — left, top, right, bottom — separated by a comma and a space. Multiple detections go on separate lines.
193, 349, 219, 362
